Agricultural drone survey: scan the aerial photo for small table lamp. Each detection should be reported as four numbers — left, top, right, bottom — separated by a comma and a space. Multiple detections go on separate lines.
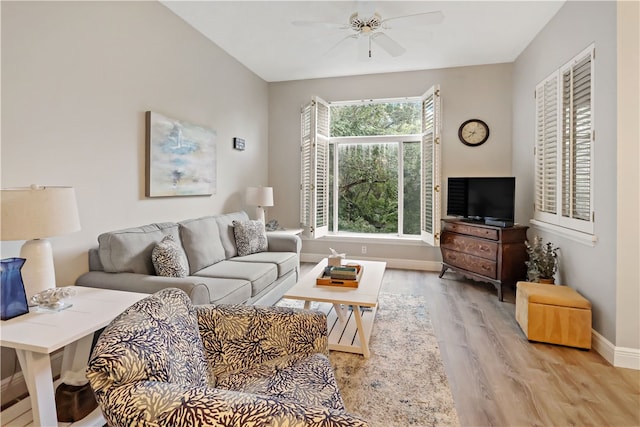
1, 185, 81, 300
245, 186, 273, 224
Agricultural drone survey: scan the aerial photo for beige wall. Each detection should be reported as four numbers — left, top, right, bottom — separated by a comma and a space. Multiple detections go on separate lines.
616, 0, 640, 355
268, 63, 514, 267
1, 1, 270, 282
0, 0, 270, 389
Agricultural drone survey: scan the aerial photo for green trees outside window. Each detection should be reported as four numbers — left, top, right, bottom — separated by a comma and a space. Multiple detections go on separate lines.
331, 102, 421, 137
329, 102, 421, 235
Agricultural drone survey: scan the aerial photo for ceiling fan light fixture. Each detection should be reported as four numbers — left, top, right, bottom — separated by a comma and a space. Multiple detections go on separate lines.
350, 12, 381, 33
296, 8, 442, 60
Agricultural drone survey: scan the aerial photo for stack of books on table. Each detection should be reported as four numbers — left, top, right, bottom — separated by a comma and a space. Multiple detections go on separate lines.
329, 266, 358, 280
318, 263, 363, 287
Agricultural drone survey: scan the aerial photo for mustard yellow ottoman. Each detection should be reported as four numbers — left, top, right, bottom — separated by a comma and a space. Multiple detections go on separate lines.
515, 281, 592, 349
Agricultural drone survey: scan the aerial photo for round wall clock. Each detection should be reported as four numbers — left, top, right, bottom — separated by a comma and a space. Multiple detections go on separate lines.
458, 119, 490, 146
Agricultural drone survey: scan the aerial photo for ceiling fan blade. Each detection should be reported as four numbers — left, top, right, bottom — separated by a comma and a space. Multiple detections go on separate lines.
292, 20, 349, 30
323, 34, 358, 58
382, 11, 444, 28
358, 35, 371, 61
372, 32, 406, 57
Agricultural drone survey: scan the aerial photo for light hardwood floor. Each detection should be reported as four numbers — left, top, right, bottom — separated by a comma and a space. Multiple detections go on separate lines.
300, 263, 640, 426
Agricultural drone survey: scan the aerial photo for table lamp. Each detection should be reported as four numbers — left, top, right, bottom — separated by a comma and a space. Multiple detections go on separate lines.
1, 185, 81, 300
245, 186, 273, 224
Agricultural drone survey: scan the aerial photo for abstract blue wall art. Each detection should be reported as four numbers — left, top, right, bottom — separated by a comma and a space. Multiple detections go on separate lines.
146, 111, 217, 197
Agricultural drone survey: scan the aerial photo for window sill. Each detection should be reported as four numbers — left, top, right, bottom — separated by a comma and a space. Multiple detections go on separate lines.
529, 220, 598, 247
305, 233, 424, 246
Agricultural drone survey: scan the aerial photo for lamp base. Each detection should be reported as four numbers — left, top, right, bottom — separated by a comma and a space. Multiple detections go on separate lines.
19, 239, 56, 301
256, 207, 266, 224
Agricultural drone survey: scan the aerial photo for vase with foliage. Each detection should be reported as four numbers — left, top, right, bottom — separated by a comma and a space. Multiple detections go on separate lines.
525, 236, 559, 283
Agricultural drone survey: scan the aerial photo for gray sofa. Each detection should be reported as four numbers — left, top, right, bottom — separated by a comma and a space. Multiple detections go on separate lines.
75, 211, 300, 306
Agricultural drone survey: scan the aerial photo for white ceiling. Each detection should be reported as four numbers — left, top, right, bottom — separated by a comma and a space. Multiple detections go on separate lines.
161, 1, 565, 82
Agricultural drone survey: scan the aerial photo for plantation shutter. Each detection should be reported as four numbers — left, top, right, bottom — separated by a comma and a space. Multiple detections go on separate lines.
300, 103, 313, 227
534, 72, 559, 216
300, 96, 329, 238
561, 49, 593, 224
533, 45, 594, 235
420, 85, 441, 246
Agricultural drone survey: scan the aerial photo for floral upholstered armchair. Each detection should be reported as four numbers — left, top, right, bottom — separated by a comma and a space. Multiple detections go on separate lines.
87, 288, 367, 426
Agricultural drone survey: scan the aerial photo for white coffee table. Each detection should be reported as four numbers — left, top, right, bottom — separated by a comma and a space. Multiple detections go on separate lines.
0, 286, 147, 426
284, 259, 386, 358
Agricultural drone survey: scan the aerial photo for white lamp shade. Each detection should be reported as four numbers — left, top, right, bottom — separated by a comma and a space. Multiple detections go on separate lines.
1, 185, 81, 241
1, 185, 81, 299
245, 187, 274, 207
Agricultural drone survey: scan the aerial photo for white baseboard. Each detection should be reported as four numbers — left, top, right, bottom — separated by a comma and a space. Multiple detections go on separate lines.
590, 329, 639, 370
300, 253, 442, 272
614, 346, 640, 370
591, 329, 616, 364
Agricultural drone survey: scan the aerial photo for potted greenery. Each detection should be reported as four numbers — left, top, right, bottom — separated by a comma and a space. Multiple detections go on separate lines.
525, 236, 559, 284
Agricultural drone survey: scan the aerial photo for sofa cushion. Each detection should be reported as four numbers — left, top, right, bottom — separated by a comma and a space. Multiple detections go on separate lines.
98, 222, 179, 274
194, 260, 277, 298
232, 220, 268, 257
179, 217, 226, 274
197, 277, 252, 305
230, 252, 297, 278
214, 211, 250, 259
215, 353, 344, 411
151, 235, 189, 278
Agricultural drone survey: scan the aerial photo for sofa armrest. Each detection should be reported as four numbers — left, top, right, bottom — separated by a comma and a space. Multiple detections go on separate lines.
75, 271, 211, 305
267, 233, 301, 254
92, 381, 368, 427
196, 305, 328, 377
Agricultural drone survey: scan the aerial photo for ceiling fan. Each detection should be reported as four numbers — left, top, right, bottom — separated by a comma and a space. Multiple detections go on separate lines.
293, 4, 444, 60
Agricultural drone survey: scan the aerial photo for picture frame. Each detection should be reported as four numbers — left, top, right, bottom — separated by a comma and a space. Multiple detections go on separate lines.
145, 111, 217, 197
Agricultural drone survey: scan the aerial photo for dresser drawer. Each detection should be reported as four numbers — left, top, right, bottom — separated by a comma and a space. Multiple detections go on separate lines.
443, 222, 499, 240
441, 232, 498, 261
442, 249, 498, 279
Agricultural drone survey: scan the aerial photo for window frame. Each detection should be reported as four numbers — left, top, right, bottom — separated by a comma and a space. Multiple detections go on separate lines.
533, 44, 595, 236
300, 87, 441, 246
329, 134, 422, 237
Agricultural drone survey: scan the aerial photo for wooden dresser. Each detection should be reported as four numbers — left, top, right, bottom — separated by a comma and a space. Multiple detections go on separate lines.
439, 219, 528, 301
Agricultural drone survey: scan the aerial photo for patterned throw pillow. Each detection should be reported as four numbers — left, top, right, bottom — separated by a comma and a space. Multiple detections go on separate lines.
232, 220, 268, 257
151, 235, 189, 277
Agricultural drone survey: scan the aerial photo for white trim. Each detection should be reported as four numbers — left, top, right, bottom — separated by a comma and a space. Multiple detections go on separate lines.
300, 252, 441, 271
303, 233, 426, 246
331, 135, 422, 144
529, 219, 598, 246
591, 329, 640, 370
614, 346, 640, 370
330, 97, 420, 107
591, 329, 616, 365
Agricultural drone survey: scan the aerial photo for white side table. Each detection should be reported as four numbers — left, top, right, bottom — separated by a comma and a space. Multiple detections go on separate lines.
266, 228, 304, 236
0, 287, 147, 426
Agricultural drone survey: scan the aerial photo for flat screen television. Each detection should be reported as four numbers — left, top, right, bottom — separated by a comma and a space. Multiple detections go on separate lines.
446, 177, 516, 225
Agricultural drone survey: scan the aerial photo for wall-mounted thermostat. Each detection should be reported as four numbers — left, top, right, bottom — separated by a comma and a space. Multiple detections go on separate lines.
233, 137, 245, 151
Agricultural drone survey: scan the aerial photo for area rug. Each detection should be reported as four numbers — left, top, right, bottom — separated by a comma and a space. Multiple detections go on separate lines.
277, 293, 460, 427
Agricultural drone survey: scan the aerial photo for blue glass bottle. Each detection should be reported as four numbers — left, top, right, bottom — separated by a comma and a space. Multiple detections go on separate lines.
1, 258, 29, 320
